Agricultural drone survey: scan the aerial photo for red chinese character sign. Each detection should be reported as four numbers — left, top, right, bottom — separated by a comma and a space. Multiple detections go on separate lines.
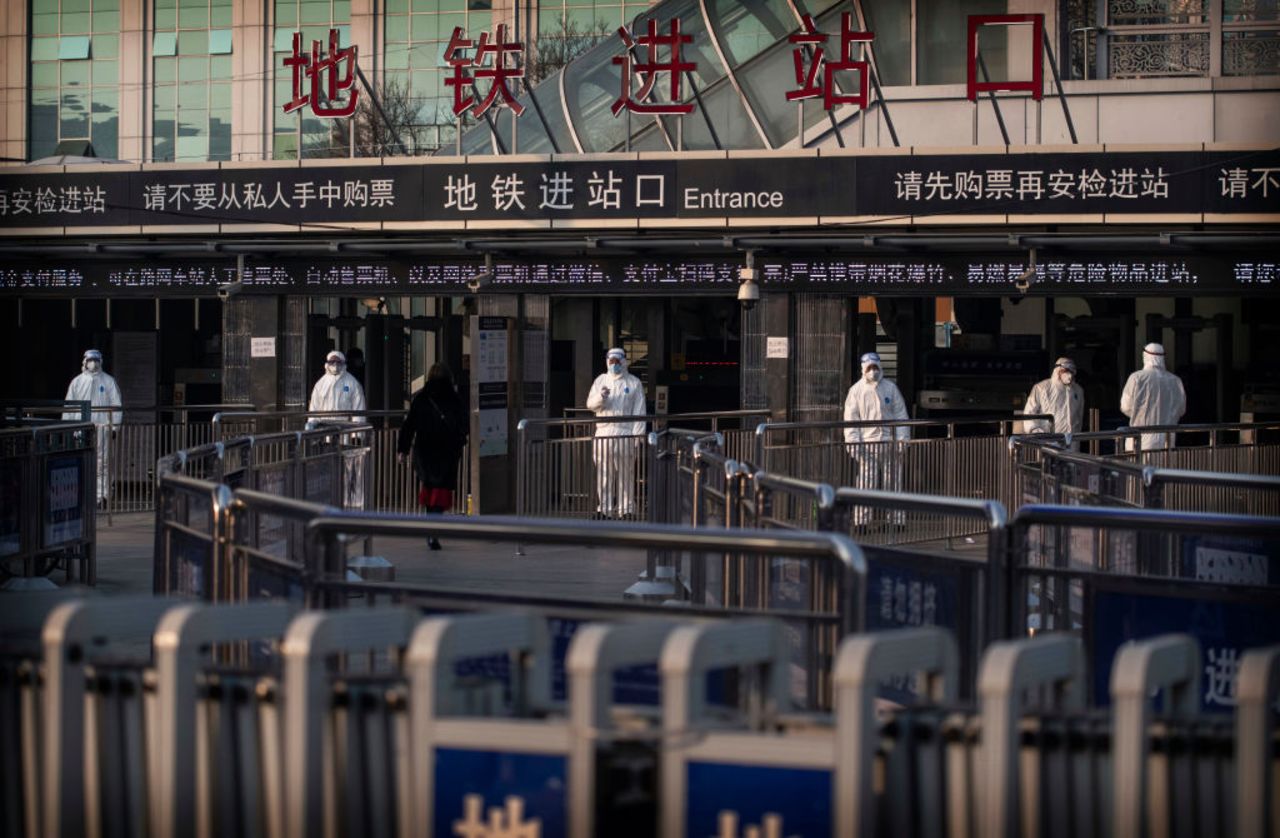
282, 29, 360, 118
786, 13, 872, 111
967, 14, 1044, 101
612, 18, 696, 116
444, 24, 526, 119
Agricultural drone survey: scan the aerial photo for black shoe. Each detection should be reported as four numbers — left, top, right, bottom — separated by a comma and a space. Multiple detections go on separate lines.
428, 538, 442, 551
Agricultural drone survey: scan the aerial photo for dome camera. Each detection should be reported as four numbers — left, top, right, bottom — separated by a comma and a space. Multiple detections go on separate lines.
1014, 247, 1037, 294
466, 254, 495, 294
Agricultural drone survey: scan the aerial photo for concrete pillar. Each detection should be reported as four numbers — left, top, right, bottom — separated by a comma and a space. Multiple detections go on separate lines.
118, 0, 145, 162
232, 0, 269, 162
762, 294, 792, 422
249, 296, 283, 410
1, 0, 27, 162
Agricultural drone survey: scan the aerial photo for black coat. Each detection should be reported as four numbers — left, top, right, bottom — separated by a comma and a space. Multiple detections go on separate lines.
397, 380, 468, 490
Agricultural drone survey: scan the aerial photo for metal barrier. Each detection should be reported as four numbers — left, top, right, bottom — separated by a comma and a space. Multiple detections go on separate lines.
1008, 503, 1280, 707
5, 599, 1277, 838
754, 415, 1048, 523
1013, 434, 1280, 515
0, 422, 97, 585
515, 411, 767, 520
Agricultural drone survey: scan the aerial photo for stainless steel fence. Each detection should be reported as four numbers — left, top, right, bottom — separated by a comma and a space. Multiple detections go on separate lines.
1013, 434, 1280, 516
0, 422, 97, 585
515, 410, 767, 520
5, 600, 1275, 838
754, 415, 1048, 521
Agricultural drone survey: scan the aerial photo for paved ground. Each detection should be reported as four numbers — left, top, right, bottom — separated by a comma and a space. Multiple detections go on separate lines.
12, 511, 651, 600
4, 511, 989, 601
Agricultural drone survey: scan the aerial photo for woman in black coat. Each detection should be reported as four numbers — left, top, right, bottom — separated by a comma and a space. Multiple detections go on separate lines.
397, 364, 468, 550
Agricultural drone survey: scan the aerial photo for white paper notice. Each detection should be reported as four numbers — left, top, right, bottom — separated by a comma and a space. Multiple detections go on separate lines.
251, 337, 276, 358
766, 337, 789, 359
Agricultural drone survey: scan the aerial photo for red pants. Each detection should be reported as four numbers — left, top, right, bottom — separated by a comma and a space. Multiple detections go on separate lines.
417, 487, 453, 510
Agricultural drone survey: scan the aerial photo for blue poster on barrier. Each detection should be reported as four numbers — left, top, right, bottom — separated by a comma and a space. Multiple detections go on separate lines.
1089, 585, 1280, 711
432, 748, 566, 838
685, 761, 831, 837
170, 529, 210, 598
43, 456, 83, 546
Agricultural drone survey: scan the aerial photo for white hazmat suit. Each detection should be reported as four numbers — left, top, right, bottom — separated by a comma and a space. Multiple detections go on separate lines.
63, 349, 122, 503
308, 351, 368, 507
1120, 342, 1186, 451
843, 353, 910, 524
1023, 357, 1084, 437
586, 348, 646, 518
309, 350, 367, 423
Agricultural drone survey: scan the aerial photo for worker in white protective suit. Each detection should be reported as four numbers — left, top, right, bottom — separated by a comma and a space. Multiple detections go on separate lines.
586, 347, 646, 519
309, 350, 367, 423
1022, 357, 1085, 438
843, 352, 911, 525
309, 350, 368, 508
1120, 342, 1186, 451
63, 349, 122, 504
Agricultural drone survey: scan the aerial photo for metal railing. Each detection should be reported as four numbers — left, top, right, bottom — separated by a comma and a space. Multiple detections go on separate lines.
5, 601, 1275, 838
515, 410, 767, 520
754, 414, 1050, 520
0, 422, 97, 584
1013, 432, 1280, 515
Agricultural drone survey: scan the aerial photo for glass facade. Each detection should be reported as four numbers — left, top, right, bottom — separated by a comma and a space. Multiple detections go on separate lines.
28, 0, 120, 160
152, 0, 233, 162
272, 0, 352, 158
18, 0, 1280, 163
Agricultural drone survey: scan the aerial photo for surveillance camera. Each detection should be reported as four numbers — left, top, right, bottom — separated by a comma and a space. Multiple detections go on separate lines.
466, 271, 494, 294
737, 277, 760, 310
1014, 265, 1037, 294
217, 280, 244, 300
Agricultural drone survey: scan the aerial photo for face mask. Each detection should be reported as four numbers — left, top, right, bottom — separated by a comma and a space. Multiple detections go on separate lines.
1059, 372, 1074, 385
609, 363, 623, 375
326, 362, 342, 376
864, 368, 881, 383
84, 360, 101, 373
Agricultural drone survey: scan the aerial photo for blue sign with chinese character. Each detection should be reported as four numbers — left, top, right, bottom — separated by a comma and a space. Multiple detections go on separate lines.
685, 761, 831, 837
1090, 585, 1280, 711
432, 748, 566, 838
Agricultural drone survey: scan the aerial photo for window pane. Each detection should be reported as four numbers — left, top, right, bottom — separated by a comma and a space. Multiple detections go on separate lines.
32, 38, 60, 60
61, 14, 91, 34
861, 0, 910, 86
1225, 0, 1280, 22
210, 81, 231, 108
94, 34, 119, 58
917, 0, 1002, 85
178, 30, 208, 55
155, 7, 177, 28
92, 59, 117, 85
60, 91, 91, 136
276, 2, 298, 26
334, 0, 351, 20
62, 60, 91, 85
210, 114, 232, 159
211, 55, 232, 77
31, 62, 59, 87
211, 6, 231, 26
274, 132, 298, 159
274, 29, 296, 52
32, 14, 59, 35
154, 31, 178, 56
386, 43, 410, 68
33, 0, 60, 12
177, 134, 210, 160
92, 11, 119, 33
95, 0, 120, 11
300, 0, 329, 24
179, 57, 209, 82
386, 15, 409, 40
179, 5, 209, 28
154, 85, 176, 110
411, 14, 438, 41
177, 78, 209, 107
205, 28, 231, 54
153, 135, 175, 162
411, 0, 435, 10
63, 0, 90, 12
155, 57, 176, 82
438, 0, 466, 10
